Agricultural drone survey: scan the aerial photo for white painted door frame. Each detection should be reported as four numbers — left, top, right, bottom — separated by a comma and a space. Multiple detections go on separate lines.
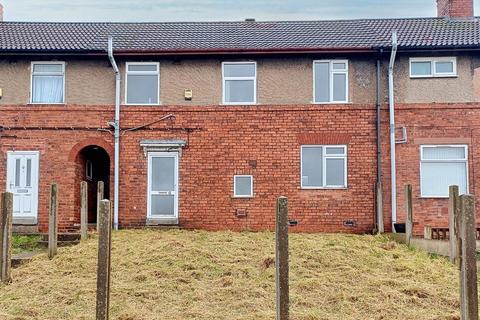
147, 152, 179, 220
6, 151, 40, 222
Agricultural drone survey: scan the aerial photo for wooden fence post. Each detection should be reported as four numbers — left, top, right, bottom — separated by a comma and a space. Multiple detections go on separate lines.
96, 199, 112, 320
0, 192, 13, 283
276, 196, 289, 320
97, 181, 104, 230
48, 184, 58, 260
458, 194, 478, 320
449, 185, 460, 264
405, 185, 413, 246
80, 181, 88, 241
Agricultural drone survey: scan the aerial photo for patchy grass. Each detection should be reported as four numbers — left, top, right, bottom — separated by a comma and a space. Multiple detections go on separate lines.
0, 230, 462, 320
12, 235, 43, 254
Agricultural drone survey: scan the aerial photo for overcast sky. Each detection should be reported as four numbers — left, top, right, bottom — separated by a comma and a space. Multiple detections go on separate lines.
1, 0, 479, 22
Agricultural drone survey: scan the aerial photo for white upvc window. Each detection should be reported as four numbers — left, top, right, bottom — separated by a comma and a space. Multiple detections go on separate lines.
410, 57, 457, 78
301, 145, 347, 189
420, 145, 468, 198
313, 60, 348, 104
125, 62, 160, 105
222, 62, 257, 105
30, 61, 65, 104
233, 175, 253, 198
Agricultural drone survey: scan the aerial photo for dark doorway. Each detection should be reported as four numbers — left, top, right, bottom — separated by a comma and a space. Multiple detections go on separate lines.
79, 146, 110, 224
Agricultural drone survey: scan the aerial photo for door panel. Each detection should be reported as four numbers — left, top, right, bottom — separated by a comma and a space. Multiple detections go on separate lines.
148, 153, 178, 219
6, 152, 39, 218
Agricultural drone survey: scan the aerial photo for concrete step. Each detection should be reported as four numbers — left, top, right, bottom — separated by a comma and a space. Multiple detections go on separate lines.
12, 252, 37, 268
40, 233, 81, 242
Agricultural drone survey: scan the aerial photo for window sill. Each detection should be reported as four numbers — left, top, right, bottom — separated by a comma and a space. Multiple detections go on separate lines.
28, 103, 66, 105
410, 75, 458, 79
231, 196, 254, 199
124, 103, 162, 106
222, 102, 257, 106
311, 101, 350, 105
146, 217, 178, 225
419, 196, 450, 199
301, 187, 348, 190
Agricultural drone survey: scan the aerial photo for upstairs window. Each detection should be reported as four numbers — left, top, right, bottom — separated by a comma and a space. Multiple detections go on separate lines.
314, 60, 348, 103
31, 62, 65, 104
420, 145, 468, 197
301, 145, 347, 188
410, 57, 457, 78
126, 62, 160, 105
222, 62, 256, 104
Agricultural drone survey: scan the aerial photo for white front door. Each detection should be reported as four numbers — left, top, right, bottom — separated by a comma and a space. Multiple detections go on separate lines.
6, 151, 40, 219
147, 152, 178, 220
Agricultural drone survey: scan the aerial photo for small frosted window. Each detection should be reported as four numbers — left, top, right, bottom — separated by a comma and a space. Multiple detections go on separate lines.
234, 176, 253, 197
326, 158, 345, 186
314, 62, 329, 103
411, 61, 432, 76
333, 73, 347, 102
435, 61, 454, 74
302, 147, 323, 187
15, 159, 21, 187
224, 80, 255, 103
31, 63, 64, 104
223, 63, 256, 104
126, 63, 159, 104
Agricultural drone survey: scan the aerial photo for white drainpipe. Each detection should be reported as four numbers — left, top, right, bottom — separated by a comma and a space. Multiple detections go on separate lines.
108, 37, 120, 230
388, 32, 398, 232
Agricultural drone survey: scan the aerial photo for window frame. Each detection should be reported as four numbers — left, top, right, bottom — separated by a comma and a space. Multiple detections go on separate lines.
313, 60, 349, 104
222, 61, 257, 105
300, 145, 348, 189
233, 175, 254, 198
409, 57, 457, 78
30, 61, 66, 104
125, 62, 161, 106
419, 144, 469, 198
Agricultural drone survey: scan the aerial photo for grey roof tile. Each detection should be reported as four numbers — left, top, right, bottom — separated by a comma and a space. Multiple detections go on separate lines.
0, 17, 479, 53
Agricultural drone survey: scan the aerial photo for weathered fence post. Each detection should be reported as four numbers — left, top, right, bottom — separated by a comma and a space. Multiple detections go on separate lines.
276, 196, 289, 320
96, 181, 104, 230
96, 199, 112, 320
376, 182, 384, 234
0, 192, 13, 283
48, 184, 58, 260
405, 185, 413, 246
448, 185, 460, 264
458, 194, 478, 320
80, 181, 88, 241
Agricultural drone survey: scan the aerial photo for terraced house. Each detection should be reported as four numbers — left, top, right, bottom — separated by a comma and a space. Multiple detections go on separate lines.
0, 0, 479, 235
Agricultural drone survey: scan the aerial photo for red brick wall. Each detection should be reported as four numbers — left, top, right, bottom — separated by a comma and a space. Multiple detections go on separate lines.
0, 104, 377, 233
381, 103, 480, 235
437, 0, 474, 18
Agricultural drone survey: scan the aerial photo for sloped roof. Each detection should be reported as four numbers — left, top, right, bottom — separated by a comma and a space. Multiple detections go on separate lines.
0, 17, 479, 53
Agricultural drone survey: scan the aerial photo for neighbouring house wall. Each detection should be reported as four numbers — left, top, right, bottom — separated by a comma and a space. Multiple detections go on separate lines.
380, 103, 480, 236
394, 55, 479, 103
2, 54, 476, 107
0, 103, 377, 233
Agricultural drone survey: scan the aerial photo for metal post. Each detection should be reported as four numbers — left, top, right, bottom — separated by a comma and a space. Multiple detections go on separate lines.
276, 196, 289, 320
80, 181, 88, 240
96, 199, 112, 320
405, 185, 413, 245
0, 192, 13, 283
48, 184, 58, 260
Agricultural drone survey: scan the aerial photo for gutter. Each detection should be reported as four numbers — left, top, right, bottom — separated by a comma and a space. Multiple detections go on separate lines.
107, 37, 121, 230
388, 32, 398, 232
